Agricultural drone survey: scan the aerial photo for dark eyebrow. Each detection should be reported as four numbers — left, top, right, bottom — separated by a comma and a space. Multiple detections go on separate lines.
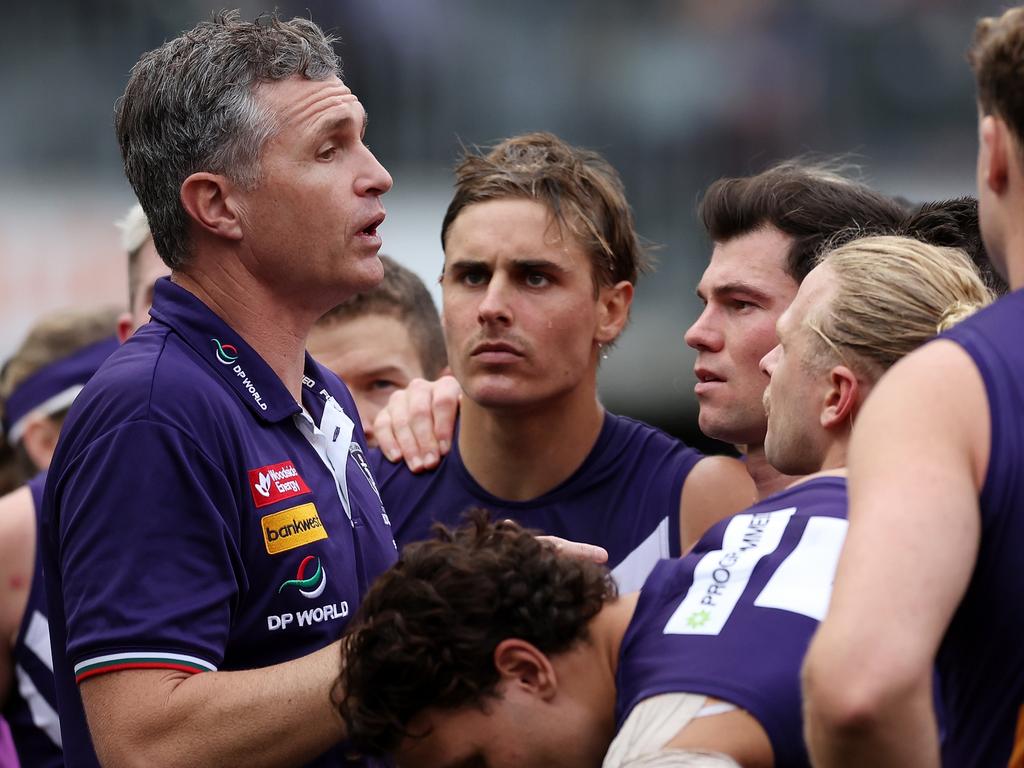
706, 282, 773, 304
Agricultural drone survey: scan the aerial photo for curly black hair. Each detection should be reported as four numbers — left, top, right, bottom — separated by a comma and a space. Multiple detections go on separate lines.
335, 511, 616, 756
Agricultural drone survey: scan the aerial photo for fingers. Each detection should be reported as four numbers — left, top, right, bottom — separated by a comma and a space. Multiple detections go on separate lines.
372, 378, 461, 472
430, 375, 462, 456
536, 534, 609, 564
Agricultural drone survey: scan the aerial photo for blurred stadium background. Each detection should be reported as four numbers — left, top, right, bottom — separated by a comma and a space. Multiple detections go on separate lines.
0, 0, 998, 452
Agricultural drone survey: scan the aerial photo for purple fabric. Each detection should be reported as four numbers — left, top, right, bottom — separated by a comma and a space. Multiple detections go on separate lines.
0, 718, 20, 767
2, 336, 119, 439
935, 288, 1024, 766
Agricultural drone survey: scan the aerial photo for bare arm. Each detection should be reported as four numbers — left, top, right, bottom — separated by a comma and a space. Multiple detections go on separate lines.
81, 639, 346, 768
678, 456, 756, 553
802, 341, 987, 767
372, 375, 462, 471
0, 486, 36, 706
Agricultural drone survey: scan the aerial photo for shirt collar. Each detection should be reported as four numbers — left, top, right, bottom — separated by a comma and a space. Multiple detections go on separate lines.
149, 277, 335, 424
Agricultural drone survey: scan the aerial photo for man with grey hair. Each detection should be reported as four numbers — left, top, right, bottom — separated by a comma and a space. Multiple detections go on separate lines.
40, 11, 394, 767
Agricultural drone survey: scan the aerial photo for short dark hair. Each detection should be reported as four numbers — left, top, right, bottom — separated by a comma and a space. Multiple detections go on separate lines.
336, 512, 616, 755
698, 160, 906, 282
316, 255, 447, 378
441, 132, 649, 292
969, 8, 1024, 147
899, 196, 1008, 296
115, 11, 342, 270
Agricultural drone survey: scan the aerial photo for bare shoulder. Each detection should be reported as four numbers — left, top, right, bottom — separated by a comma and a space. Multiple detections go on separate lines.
679, 456, 756, 552
0, 486, 36, 648
854, 339, 988, 488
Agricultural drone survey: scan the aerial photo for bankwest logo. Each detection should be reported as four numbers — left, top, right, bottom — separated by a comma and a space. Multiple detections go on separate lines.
261, 503, 328, 555
248, 460, 311, 508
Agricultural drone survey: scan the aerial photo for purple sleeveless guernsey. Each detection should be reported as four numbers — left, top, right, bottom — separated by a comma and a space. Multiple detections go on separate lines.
370, 413, 704, 592
3, 474, 61, 767
615, 476, 848, 768
937, 288, 1024, 767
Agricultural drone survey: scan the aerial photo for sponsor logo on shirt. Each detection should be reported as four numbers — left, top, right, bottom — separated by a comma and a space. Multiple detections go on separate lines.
266, 554, 350, 631
261, 503, 328, 555
664, 507, 796, 636
230, 361, 269, 411
248, 460, 311, 507
211, 338, 239, 365
279, 554, 327, 598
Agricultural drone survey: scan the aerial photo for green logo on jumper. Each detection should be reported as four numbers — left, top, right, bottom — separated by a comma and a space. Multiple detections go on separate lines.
279, 555, 327, 599
686, 609, 711, 629
212, 338, 239, 365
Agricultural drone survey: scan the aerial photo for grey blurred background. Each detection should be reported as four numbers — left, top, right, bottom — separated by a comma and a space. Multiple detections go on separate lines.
0, 0, 999, 452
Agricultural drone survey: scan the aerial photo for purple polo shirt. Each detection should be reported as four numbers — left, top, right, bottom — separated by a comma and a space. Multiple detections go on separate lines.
41, 278, 397, 768
616, 476, 849, 768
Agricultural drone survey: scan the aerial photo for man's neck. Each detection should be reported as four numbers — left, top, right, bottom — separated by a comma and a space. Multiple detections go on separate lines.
173, 262, 317, 403
742, 444, 806, 500
457, 387, 605, 501
556, 592, 639, 759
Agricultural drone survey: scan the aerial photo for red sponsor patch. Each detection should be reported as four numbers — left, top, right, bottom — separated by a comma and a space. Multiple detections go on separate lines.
248, 460, 311, 508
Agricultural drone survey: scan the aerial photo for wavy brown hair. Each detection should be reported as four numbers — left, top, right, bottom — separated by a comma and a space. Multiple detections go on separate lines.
336, 511, 616, 756
441, 132, 649, 294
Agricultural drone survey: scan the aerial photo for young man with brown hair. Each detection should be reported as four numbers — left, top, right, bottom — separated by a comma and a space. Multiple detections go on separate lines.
369, 132, 755, 590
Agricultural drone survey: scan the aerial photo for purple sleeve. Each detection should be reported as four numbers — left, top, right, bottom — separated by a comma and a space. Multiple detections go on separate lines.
54, 420, 240, 680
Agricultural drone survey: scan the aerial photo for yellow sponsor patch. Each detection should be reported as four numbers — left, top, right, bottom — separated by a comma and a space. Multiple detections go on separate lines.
261, 503, 328, 555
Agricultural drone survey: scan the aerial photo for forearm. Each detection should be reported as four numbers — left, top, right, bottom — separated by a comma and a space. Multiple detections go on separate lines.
84, 640, 346, 768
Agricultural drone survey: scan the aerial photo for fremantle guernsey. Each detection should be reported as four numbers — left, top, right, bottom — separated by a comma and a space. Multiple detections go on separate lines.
615, 476, 848, 768
4, 473, 62, 767
40, 278, 397, 768
938, 288, 1024, 767
370, 413, 704, 592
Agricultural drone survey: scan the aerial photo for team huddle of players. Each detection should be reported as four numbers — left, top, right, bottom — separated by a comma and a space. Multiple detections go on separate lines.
0, 6, 1021, 768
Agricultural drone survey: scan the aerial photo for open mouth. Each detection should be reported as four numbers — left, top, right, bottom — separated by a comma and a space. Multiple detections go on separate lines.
359, 214, 385, 237
695, 369, 725, 384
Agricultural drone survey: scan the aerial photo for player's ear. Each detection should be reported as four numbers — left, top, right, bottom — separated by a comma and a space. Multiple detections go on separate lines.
179, 172, 244, 243
821, 364, 861, 430
493, 639, 557, 701
980, 114, 1010, 197
20, 415, 61, 472
595, 280, 634, 346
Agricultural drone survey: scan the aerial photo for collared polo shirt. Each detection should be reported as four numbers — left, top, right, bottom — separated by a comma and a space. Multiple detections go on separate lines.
41, 277, 397, 768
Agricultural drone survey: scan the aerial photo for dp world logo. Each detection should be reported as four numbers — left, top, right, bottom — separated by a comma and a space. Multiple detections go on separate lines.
212, 338, 239, 365
279, 555, 327, 599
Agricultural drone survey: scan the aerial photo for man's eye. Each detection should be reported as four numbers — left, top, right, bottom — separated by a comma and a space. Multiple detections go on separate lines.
318, 146, 337, 160
369, 380, 399, 392
525, 272, 549, 288
461, 271, 487, 287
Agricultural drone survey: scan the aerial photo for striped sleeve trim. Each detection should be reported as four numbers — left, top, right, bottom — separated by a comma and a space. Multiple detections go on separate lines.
74, 652, 217, 683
